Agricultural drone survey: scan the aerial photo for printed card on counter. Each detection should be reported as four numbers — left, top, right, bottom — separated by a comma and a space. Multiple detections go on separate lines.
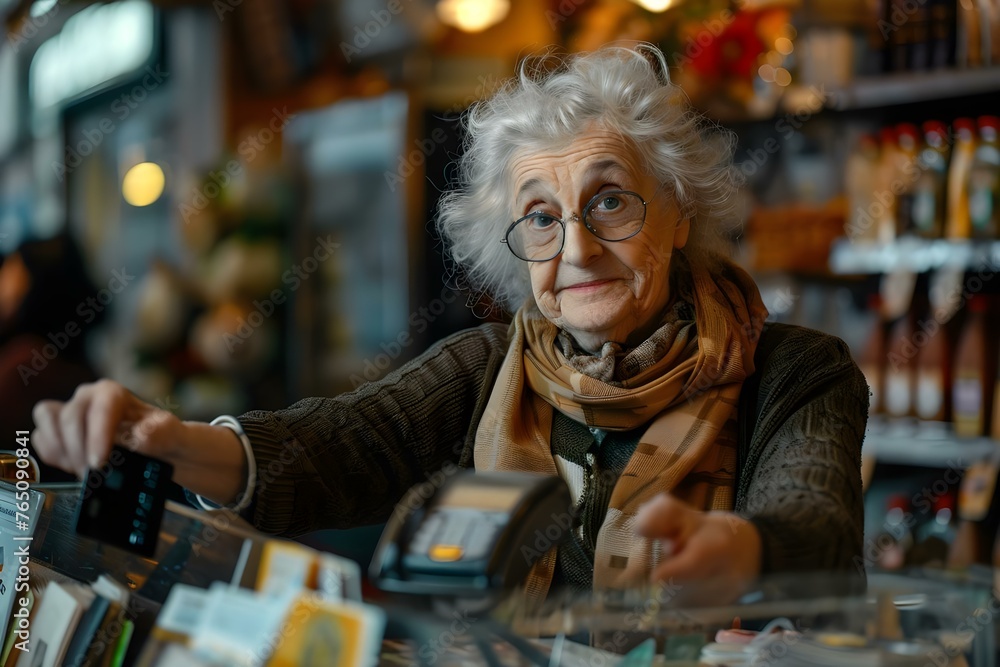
256, 541, 361, 602
151, 584, 211, 645
190, 583, 297, 667
265, 594, 385, 667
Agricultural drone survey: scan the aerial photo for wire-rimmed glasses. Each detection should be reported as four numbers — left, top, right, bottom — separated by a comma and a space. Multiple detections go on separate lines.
502, 190, 648, 262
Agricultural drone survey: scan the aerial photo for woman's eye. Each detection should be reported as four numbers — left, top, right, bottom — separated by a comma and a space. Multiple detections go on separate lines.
598, 196, 622, 211
527, 214, 558, 230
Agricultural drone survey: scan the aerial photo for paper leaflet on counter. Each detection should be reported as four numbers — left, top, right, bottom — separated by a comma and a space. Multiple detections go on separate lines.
150, 580, 383, 667
255, 541, 362, 602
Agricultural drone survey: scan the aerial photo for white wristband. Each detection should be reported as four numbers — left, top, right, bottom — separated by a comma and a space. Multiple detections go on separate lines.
192, 415, 257, 513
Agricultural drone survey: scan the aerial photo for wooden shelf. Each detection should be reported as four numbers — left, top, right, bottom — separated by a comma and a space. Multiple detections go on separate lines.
805, 68, 1000, 112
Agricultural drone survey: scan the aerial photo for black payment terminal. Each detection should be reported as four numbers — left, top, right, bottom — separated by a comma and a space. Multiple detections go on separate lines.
370, 470, 573, 597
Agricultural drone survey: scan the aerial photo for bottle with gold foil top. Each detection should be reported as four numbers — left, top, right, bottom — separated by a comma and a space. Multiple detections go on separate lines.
953, 296, 994, 437
946, 118, 978, 239
969, 115, 999, 239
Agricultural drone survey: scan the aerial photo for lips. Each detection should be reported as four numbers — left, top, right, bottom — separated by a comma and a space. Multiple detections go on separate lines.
561, 279, 615, 291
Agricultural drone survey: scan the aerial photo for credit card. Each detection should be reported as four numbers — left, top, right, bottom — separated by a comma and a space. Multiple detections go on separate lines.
75, 445, 173, 557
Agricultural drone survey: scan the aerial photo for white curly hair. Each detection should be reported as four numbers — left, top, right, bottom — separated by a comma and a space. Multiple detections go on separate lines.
436, 43, 742, 313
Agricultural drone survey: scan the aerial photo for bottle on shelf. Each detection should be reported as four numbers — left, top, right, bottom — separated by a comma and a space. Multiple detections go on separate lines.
910, 491, 958, 567
907, 0, 932, 70
845, 134, 881, 242
914, 309, 947, 422
949, 456, 1000, 568
952, 295, 997, 437
912, 120, 950, 239
956, 0, 985, 67
856, 294, 886, 414
946, 118, 978, 239
969, 115, 999, 239
984, 0, 1000, 64
877, 494, 915, 571
894, 123, 922, 237
884, 312, 915, 419
875, 126, 900, 243
928, 0, 957, 69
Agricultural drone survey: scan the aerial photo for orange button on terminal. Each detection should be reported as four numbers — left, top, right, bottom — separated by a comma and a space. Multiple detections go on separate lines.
429, 545, 464, 562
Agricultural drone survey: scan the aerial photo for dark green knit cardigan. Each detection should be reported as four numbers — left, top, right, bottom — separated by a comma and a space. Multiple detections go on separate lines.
235, 322, 869, 583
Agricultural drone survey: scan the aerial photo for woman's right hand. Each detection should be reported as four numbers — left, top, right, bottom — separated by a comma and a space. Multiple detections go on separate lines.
32, 379, 183, 479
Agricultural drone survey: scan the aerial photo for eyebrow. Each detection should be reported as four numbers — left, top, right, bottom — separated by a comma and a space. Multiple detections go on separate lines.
514, 159, 629, 201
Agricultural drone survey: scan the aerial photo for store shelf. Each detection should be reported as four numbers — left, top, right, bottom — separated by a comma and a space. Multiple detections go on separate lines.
829, 238, 1000, 275
784, 67, 1000, 113
863, 419, 997, 468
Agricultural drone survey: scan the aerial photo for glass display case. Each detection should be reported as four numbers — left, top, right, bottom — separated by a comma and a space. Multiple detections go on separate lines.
11, 482, 998, 666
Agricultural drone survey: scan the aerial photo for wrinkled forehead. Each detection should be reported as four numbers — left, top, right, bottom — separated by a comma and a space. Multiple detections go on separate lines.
507, 129, 647, 198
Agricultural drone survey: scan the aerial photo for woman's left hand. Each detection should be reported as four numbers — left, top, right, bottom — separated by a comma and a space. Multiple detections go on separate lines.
634, 493, 762, 603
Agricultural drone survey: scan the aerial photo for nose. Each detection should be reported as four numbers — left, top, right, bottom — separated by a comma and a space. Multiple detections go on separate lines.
559, 215, 603, 266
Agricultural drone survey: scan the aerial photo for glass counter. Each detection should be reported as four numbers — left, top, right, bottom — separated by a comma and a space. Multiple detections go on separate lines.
16, 483, 1000, 667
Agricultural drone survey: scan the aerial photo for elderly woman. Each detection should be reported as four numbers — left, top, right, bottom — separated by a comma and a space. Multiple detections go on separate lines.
32, 45, 867, 602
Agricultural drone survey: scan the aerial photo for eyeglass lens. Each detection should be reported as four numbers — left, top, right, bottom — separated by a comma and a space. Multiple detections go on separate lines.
506, 191, 645, 261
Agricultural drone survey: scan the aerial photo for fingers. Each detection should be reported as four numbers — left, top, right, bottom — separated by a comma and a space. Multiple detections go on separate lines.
57, 385, 91, 475
85, 380, 127, 467
32, 399, 75, 475
30, 380, 131, 478
634, 493, 698, 548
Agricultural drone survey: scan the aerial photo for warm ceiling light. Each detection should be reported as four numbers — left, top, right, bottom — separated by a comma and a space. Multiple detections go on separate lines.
436, 0, 510, 33
632, 0, 675, 11
122, 161, 165, 207
775, 37, 794, 55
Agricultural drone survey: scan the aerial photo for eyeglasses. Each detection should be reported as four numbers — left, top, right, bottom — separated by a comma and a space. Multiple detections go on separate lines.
502, 190, 648, 262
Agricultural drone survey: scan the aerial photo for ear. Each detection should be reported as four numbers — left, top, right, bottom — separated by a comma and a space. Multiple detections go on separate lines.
673, 217, 690, 249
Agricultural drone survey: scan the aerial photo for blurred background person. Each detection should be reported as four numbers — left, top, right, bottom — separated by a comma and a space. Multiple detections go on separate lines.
0, 232, 103, 481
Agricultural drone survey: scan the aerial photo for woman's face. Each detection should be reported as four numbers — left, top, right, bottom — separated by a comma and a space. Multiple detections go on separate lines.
510, 127, 690, 353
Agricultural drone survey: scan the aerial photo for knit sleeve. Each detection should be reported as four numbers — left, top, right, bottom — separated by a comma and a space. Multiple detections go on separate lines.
737, 329, 869, 582
234, 322, 509, 537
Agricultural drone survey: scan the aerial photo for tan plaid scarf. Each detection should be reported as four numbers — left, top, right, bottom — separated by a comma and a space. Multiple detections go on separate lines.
474, 259, 767, 603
